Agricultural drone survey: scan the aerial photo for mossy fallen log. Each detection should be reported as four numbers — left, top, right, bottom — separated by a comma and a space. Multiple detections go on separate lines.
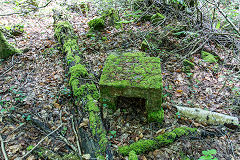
176, 106, 239, 126
0, 30, 21, 59
54, 17, 112, 159
118, 127, 197, 156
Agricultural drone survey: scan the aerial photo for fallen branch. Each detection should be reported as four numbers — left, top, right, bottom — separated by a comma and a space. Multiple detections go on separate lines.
176, 106, 239, 126
0, 134, 8, 160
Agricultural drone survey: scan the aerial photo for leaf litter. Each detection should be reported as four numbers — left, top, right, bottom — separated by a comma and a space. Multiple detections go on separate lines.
0, 0, 239, 160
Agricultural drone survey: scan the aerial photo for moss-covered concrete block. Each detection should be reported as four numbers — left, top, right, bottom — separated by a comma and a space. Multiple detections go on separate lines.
100, 52, 163, 123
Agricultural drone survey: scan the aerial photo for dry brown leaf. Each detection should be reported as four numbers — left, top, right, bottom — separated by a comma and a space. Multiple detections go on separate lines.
141, 155, 147, 160
139, 133, 143, 139
27, 155, 36, 160
53, 102, 61, 109
80, 118, 89, 128
9, 144, 21, 154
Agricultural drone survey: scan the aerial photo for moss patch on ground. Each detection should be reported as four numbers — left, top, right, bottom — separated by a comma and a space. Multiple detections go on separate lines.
201, 51, 218, 63
88, 18, 105, 31
151, 13, 165, 24
118, 127, 197, 156
0, 31, 21, 59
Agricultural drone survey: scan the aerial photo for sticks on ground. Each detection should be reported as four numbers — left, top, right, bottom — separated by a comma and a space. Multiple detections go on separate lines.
0, 134, 8, 160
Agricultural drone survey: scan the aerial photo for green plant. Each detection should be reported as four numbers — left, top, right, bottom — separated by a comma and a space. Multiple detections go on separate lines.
198, 149, 218, 160
27, 145, 34, 151
109, 130, 116, 138
61, 126, 68, 135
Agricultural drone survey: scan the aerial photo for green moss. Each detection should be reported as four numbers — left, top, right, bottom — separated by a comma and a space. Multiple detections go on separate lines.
100, 52, 162, 89
88, 18, 105, 31
0, 31, 21, 59
54, 21, 81, 65
64, 39, 79, 54
118, 127, 196, 156
141, 40, 149, 51
129, 150, 138, 160
201, 51, 218, 63
87, 95, 100, 112
70, 79, 80, 97
99, 133, 108, 152
55, 20, 109, 159
183, 59, 194, 69
151, 13, 165, 24
74, 55, 81, 64
118, 139, 158, 156
148, 108, 164, 123
97, 155, 105, 160
70, 64, 88, 81
155, 132, 176, 145
89, 111, 97, 135
54, 21, 74, 43
172, 126, 197, 137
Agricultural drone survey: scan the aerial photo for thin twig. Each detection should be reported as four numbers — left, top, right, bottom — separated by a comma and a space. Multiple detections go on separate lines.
0, 134, 8, 160
71, 117, 82, 159
0, 60, 22, 78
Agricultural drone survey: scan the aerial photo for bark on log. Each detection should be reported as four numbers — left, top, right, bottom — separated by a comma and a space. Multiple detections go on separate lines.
176, 106, 239, 126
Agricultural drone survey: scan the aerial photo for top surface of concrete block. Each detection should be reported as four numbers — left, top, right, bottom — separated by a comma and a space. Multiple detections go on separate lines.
100, 52, 162, 89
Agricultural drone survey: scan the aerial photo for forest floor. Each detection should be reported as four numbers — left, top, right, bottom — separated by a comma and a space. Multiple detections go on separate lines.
0, 0, 239, 160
